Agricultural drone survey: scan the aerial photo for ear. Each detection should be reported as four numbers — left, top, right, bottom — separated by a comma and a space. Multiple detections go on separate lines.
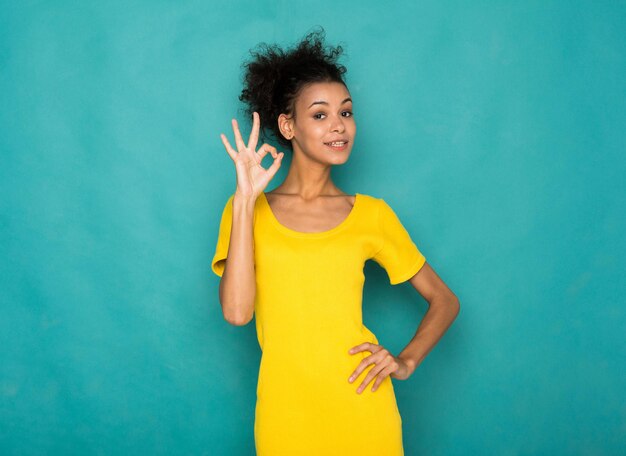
277, 113, 294, 140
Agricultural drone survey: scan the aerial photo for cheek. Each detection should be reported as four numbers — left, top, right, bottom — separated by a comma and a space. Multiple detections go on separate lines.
302, 123, 327, 141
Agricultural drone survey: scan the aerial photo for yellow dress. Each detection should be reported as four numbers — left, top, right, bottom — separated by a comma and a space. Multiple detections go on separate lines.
211, 192, 427, 456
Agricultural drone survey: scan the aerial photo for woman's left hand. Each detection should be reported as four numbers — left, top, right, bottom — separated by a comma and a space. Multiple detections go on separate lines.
347, 342, 414, 393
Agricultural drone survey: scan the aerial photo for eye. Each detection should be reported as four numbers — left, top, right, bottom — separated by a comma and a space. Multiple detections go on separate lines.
313, 111, 353, 120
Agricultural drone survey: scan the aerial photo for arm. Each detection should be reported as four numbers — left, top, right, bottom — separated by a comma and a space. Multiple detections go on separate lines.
218, 194, 257, 326
396, 262, 460, 376
216, 112, 284, 326
347, 201, 459, 390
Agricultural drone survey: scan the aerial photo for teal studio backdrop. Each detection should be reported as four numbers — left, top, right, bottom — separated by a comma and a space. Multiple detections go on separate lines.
1, 1, 624, 455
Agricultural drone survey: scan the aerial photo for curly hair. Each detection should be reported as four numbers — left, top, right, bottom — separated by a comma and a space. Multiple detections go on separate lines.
238, 26, 348, 150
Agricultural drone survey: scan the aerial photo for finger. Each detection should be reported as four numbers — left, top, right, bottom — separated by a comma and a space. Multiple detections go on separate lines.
220, 133, 237, 161
247, 111, 260, 151
257, 143, 278, 161
348, 342, 374, 355
356, 356, 390, 394
351, 349, 390, 387
347, 342, 375, 382
348, 351, 374, 383
231, 118, 247, 151
356, 366, 381, 394
265, 152, 284, 178
371, 364, 396, 392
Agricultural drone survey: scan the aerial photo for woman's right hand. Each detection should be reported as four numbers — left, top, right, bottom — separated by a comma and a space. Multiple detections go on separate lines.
220, 111, 284, 201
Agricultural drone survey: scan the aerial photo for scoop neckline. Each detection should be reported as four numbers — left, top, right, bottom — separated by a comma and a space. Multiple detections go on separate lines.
260, 192, 361, 239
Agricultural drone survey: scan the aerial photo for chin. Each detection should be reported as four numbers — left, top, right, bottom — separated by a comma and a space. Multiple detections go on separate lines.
326, 149, 351, 164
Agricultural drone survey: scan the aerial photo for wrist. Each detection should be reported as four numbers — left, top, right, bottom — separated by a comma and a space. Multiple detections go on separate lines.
233, 192, 257, 209
399, 355, 418, 375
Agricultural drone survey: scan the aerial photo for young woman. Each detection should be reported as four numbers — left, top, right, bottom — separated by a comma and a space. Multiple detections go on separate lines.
212, 29, 460, 455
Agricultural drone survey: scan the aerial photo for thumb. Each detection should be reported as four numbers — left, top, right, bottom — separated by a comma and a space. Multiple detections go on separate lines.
266, 152, 284, 178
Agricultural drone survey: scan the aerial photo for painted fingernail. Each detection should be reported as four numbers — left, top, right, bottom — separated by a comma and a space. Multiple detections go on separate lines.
349, 376, 354, 382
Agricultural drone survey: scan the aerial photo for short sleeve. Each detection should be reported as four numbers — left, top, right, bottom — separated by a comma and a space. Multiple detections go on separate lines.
372, 198, 427, 285
211, 194, 235, 277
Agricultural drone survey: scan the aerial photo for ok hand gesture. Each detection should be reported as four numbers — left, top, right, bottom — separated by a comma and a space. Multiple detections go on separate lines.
220, 111, 285, 200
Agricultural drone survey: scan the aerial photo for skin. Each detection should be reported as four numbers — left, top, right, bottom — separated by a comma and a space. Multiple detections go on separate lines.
219, 81, 460, 395
217, 113, 283, 325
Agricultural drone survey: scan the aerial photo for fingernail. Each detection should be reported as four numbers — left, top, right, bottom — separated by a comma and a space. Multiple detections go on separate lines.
348, 376, 354, 382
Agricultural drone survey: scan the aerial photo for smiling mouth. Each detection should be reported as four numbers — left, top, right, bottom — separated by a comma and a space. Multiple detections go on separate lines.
324, 140, 349, 147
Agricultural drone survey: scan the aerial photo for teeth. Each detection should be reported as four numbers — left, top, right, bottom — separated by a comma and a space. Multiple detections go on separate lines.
327, 141, 346, 146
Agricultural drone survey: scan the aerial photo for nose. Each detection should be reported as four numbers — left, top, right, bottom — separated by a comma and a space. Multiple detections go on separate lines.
330, 114, 345, 133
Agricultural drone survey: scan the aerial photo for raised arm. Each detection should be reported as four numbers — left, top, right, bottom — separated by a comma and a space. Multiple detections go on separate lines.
216, 112, 284, 325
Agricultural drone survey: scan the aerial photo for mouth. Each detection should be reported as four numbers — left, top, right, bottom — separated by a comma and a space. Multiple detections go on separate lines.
323, 140, 349, 151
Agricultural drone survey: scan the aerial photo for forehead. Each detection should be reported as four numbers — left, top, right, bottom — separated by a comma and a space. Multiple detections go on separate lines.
296, 81, 351, 107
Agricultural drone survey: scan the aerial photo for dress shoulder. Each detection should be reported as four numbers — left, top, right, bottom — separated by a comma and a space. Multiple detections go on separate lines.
210, 193, 263, 277
370, 196, 427, 285
211, 194, 235, 277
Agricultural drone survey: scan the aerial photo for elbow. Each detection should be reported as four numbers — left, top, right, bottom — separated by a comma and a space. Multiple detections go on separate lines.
430, 291, 460, 313
222, 305, 254, 326
450, 295, 461, 317
218, 280, 255, 326
434, 291, 460, 317
225, 314, 253, 326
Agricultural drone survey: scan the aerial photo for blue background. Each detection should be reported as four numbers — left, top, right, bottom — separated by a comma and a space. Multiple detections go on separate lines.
1, 1, 624, 454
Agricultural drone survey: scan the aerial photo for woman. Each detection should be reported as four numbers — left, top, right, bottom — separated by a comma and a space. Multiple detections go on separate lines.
212, 29, 460, 455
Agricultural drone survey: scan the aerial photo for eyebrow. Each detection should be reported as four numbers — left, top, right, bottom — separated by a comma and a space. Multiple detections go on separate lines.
307, 97, 353, 109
